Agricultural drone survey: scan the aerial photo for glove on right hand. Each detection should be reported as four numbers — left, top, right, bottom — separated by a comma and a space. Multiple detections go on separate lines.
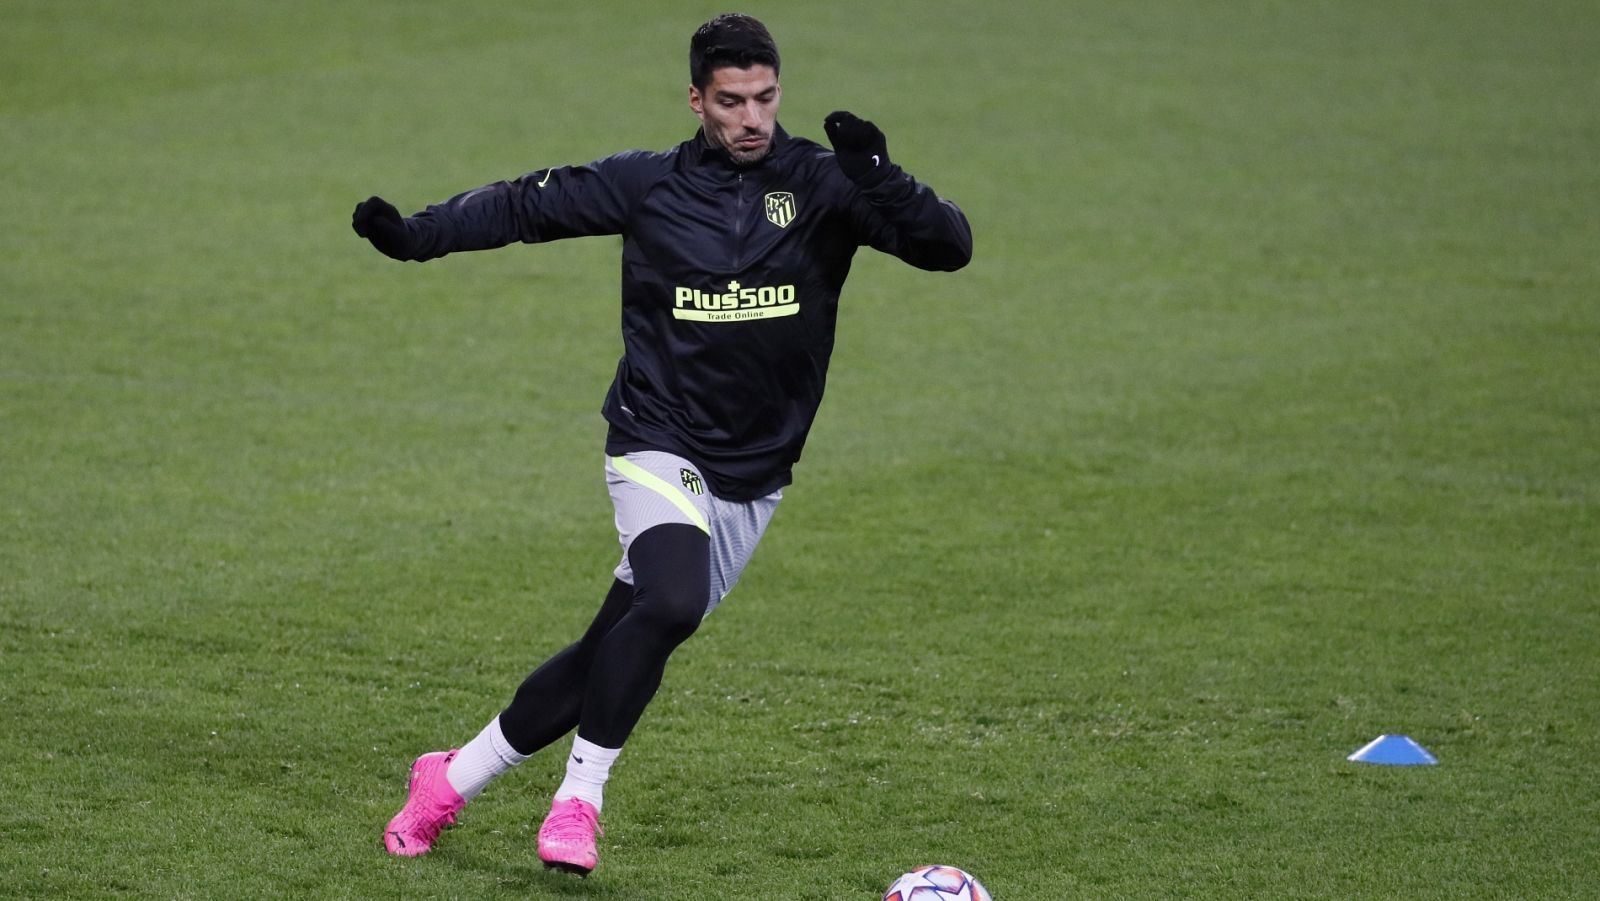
351, 196, 413, 260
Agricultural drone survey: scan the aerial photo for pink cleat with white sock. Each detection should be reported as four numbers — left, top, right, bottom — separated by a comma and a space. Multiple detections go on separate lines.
537, 797, 602, 876
383, 750, 465, 856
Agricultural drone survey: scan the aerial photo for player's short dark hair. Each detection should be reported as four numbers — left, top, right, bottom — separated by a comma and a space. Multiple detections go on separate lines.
689, 14, 780, 90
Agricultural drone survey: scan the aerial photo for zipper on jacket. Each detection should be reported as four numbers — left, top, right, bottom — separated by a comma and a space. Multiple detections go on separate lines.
733, 172, 746, 266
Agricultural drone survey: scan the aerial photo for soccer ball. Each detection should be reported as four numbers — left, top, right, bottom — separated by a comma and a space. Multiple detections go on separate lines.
882, 865, 993, 901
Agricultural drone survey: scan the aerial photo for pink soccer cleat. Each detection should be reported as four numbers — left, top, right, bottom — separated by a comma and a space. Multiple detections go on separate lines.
383, 749, 465, 857
537, 797, 602, 876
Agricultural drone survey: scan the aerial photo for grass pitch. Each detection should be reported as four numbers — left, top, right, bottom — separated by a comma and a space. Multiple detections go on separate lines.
3, 1, 1598, 897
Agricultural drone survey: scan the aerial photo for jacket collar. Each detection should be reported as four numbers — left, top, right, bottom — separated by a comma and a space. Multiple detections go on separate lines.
688, 123, 790, 171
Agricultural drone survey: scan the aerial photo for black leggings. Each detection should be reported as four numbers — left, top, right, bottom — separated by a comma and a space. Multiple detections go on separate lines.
496, 523, 710, 755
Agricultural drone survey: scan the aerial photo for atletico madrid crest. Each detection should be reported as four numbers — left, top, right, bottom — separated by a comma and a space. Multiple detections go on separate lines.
764, 192, 796, 228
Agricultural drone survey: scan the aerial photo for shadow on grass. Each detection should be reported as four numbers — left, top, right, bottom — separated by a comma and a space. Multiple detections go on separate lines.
435, 843, 629, 898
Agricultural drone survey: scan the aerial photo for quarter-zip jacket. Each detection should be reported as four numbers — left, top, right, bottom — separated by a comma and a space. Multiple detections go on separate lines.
402, 124, 972, 500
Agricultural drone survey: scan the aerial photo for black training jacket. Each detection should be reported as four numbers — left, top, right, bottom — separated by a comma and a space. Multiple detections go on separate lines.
401, 124, 972, 501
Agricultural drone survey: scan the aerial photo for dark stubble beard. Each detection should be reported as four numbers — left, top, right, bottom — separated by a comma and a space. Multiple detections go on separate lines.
725, 134, 772, 167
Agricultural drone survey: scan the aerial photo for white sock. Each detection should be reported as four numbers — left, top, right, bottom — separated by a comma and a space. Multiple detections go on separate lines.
553, 736, 621, 811
446, 716, 529, 801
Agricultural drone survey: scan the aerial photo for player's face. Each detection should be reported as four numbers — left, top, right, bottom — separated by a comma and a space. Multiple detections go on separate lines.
689, 64, 781, 166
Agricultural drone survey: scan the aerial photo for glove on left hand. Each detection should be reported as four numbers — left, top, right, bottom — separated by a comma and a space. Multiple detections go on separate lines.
824, 111, 890, 183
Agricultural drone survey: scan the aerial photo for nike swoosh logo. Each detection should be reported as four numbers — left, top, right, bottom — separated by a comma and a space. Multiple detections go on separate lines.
871, 154, 881, 167
538, 169, 553, 188
571, 755, 584, 765
389, 831, 406, 848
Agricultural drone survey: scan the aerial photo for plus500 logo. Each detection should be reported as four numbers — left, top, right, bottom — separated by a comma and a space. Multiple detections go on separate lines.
672, 281, 798, 322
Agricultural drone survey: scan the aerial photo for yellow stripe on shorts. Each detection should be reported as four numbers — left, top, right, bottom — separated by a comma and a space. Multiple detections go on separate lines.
610, 455, 710, 534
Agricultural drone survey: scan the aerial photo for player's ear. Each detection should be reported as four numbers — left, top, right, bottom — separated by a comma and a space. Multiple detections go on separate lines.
688, 85, 704, 118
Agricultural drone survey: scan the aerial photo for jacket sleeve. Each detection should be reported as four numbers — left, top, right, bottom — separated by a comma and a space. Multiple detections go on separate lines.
401, 151, 651, 261
845, 163, 973, 272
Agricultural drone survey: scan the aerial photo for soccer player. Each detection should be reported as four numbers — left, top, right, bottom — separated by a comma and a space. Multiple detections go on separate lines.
354, 13, 971, 876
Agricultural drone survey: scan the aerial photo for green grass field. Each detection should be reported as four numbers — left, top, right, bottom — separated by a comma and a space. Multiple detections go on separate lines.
3, 1, 1598, 897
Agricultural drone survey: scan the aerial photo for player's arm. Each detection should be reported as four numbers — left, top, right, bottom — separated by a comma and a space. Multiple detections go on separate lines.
351, 154, 645, 262
825, 111, 972, 272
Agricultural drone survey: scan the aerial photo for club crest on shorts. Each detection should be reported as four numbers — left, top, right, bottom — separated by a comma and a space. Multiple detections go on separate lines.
764, 192, 796, 228
680, 468, 704, 496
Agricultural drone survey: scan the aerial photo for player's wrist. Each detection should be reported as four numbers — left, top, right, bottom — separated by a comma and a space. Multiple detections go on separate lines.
843, 155, 896, 189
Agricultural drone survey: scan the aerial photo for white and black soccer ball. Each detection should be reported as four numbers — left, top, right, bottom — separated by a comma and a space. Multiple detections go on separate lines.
882, 864, 993, 901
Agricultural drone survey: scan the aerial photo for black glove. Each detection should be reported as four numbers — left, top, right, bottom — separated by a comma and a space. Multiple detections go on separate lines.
824, 111, 890, 183
351, 195, 414, 260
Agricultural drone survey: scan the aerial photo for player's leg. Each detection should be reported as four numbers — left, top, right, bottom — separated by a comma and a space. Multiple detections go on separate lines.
382, 577, 634, 857
539, 524, 709, 875
560, 522, 710, 792
492, 576, 636, 758
556, 485, 782, 795
537, 453, 713, 874
539, 453, 782, 875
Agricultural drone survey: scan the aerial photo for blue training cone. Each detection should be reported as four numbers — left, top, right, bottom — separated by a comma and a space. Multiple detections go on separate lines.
1348, 734, 1438, 765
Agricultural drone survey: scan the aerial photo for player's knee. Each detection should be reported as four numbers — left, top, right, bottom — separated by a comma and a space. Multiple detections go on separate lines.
635, 582, 704, 643
626, 523, 711, 643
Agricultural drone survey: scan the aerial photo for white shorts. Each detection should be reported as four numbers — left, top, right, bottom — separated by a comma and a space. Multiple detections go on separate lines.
606, 451, 782, 616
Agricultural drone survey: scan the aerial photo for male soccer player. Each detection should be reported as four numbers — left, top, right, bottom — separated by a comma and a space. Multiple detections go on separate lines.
354, 13, 971, 876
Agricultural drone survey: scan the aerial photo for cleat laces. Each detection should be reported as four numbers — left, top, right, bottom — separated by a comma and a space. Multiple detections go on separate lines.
543, 801, 601, 844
